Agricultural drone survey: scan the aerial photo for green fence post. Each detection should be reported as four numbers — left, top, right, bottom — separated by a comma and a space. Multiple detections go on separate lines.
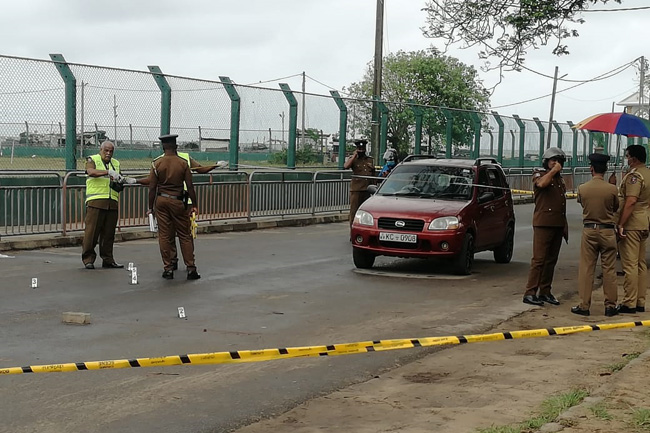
491, 111, 505, 164
219, 76, 240, 171
442, 108, 453, 158
552, 121, 563, 149
279, 83, 298, 169
50, 54, 77, 170
588, 131, 594, 155
148, 66, 171, 136
469, 111, 482, 159
513, 115, 526, 167
566, 121, 578, 168
533, 117, 545, 160
330, 91, 347, 170
409, 101, 423, 154
378, 101, 389, 158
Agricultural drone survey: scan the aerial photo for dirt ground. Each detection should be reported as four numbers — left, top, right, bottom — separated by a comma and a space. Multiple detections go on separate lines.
235, 276, 650, 433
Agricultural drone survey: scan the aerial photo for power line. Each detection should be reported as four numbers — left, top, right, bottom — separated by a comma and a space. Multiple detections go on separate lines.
583, 5, 650, 12
244, 73, 303, 87
304, 74, 348, 95
519, 58, 640, 82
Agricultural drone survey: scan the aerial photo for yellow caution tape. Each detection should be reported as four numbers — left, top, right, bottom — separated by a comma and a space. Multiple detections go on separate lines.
512, 189, 577, 198
2, 320, 649, 376
190, 212, 198, 239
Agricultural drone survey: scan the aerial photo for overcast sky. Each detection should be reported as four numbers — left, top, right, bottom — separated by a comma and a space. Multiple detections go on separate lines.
1, 0, 647, 125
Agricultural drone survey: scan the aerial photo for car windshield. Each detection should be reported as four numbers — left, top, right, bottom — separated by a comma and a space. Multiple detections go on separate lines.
377, 164, 474, 201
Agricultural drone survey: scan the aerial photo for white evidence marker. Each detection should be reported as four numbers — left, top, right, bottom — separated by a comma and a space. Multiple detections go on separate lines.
128, 262, 134, 271
31, 278, 38, 289
130, 267, 138, 285
178, 307, 186, 319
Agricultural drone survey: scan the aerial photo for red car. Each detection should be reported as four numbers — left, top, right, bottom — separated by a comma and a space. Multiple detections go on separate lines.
350, 156, 515, 274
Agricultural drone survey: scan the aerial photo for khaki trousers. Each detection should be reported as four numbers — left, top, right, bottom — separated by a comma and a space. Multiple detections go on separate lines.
155, 196, 196, 272
81, 206, 119, 265
349, 191, 370, 226
618, 230, 648, 308
577, 227, 618, 310
525, 227, 564, 296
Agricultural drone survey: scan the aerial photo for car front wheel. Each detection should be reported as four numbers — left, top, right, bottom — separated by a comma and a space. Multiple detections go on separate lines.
353, 248, 375, 269
493, 226, 514, 264
453, 233, 474, 275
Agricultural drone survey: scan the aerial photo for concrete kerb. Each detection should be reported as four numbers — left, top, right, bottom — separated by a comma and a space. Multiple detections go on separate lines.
0, 196, 535, 253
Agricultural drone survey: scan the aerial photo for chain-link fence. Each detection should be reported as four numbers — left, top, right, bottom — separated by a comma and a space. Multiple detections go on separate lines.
0, 53, 645, 171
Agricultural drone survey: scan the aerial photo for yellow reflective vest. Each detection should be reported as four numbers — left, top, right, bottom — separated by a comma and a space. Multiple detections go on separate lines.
86, 154, 121, 203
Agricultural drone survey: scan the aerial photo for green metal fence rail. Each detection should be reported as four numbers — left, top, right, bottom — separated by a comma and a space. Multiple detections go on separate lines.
0, 53, 647, 173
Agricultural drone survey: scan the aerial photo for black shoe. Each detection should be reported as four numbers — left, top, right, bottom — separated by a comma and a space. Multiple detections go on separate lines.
172, 262, 178, 271
84, 263, 95, 269
102, 262, 124, 269
605, 307, 619, 317
571, 306, 590, 316
187, 270, 201, 280
523, 295, 544, 306
162, 270, 174, 279
538, 294, 560, 305
617, 304, 637, 314
637, 306, 645, 313
616, 271, 625, 276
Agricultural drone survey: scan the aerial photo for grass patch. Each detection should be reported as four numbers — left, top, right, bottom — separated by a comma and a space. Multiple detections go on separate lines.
589, 402, 613, 421
605, 352, 642, 373
633, 408, 650, 430
477, 389, 588, 433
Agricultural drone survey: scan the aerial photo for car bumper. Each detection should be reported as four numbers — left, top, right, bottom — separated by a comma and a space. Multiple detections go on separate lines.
350, 226, 466, 258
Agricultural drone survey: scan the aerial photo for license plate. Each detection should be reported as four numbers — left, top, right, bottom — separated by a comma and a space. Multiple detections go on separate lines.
379, 232, 417, 243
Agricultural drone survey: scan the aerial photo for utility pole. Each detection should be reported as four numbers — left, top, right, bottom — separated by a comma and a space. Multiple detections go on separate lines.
301, 71, 306, 149
371, 0, 384, 162
639, 56, 646, 118
546, 66, 559, 149
113, 94, 118, 145
80, 80, 86, 159
279, 111, 285, 147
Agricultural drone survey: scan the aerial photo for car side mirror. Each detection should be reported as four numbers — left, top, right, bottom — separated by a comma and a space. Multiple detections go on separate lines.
367, 184, 378, 194
478, 191, 495, 203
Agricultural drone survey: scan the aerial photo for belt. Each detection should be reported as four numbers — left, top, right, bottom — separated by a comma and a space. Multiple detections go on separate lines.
157, 192, 184, 200
583, 223, 615, 229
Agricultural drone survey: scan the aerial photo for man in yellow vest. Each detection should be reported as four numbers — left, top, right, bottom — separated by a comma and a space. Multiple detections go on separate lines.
82, 141, 137, 269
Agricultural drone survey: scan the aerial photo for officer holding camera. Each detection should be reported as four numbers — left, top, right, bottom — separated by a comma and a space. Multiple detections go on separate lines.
82, 140, 136, 269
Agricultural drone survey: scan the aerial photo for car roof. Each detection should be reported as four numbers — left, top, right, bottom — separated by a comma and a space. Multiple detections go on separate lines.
400, 156, 501, 168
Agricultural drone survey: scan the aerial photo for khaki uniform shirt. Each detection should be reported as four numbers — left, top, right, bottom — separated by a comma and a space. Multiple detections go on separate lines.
150, 154, 193, 197
349, 155, 375, 192
619, 166, 650, 230
577, 177, 619, 225
532, 169, 567, 227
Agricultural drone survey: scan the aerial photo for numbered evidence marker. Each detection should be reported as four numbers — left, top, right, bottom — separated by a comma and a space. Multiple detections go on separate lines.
128, 262, 134, 271
177, 307, 186, 319
31, 277, 38, 289
130, 267, 138, 285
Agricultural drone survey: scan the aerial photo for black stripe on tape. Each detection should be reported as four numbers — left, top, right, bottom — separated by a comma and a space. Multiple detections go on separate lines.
22, 366, 33, 373
180, 355, 191, 364
591, 325, 600, 331
457, 336, 468, 344
635, 321, 643, 326
279, 348, 289, 355
373, 340, 381, 344
547, 328, 557, 336
319, 352, 328, 356
326, 345, 335, 351
75, 363, 88, 370
129, 359, 141, 368
503, 332, 513, 339
411, 339, 422, 347
366, 346, 375, 352
229, 351, 241, 360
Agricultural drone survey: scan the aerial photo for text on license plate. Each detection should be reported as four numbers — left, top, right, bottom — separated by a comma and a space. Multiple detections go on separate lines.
379, 232, 417, 243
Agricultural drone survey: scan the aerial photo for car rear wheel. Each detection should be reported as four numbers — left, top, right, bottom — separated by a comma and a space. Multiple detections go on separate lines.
353, 248, 375, 269
493, 226, 514, 264
453, 233, 474, 275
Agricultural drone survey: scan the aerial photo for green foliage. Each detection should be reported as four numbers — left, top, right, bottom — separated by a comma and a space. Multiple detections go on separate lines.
605, 351, 641, 373
269, 144, 322, 165
632, 408, 650, 430
589, 402, 613, 421
345, 48, 490, 157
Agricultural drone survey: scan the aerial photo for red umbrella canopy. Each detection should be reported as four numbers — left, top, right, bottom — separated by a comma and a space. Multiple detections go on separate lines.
573, 112, 650, 138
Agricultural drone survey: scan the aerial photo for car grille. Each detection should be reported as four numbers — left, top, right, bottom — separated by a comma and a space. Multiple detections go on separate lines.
378, 241, 420, 250
377, 217, 425, 232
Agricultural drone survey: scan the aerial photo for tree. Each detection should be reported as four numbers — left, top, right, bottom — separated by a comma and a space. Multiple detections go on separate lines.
422, 0, 621, 74
345, 49, 490, 156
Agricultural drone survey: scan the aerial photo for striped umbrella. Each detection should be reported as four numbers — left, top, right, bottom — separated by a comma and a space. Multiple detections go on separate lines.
573, 112, 650, 138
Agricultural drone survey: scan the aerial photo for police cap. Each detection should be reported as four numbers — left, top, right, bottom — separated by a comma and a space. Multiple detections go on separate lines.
588, 153, 610, 165
158, 134, 179, 144
353, 138, 368, 148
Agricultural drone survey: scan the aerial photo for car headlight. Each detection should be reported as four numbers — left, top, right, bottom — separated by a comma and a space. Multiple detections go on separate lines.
428, 216, 460, 230
354, 210, 374, 226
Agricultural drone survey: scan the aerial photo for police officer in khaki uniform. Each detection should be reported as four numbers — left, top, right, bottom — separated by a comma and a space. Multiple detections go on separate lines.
616, 144, 650, 313
571, 153, 619, 317
523, 147, 568, 306
82, 140, 137, 269
148, 134, 200, 280
344, 139, 375, 225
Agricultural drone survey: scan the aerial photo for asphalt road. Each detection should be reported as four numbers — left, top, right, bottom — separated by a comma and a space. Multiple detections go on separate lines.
0, 201, 585, 433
